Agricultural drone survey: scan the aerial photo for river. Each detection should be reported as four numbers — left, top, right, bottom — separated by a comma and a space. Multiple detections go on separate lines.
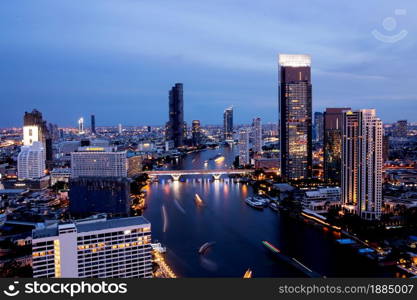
143, 145, 403, 277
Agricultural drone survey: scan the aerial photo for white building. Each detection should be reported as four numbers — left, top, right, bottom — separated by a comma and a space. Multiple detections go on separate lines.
238, 129, 250, 166
32, 215, 153, 278
78, 117, 85, 134
341, 109, 383, 220
252, 117, 262, 153
71, 147, 127, 178
50, 168, 72, 185
17, 142, 45, 180
303, 187, 341, 213
23, 125, 40, 146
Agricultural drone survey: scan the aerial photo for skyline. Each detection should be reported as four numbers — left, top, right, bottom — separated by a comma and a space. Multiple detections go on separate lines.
1, 0, 417, 127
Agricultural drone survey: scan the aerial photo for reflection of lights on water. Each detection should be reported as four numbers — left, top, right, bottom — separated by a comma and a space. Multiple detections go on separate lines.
162, 205, 168, 233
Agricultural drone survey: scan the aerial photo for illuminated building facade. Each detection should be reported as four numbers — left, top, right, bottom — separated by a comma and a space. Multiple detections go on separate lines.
32, 215, 152, 278
341, 109, 383, 220
166, 83, 184, 147
238, 129, 250, 166
78, 117, 85, 134
191, 120, 201, 146
279, 54, 312, 180
323, 107, 350, 185
223, 107, 233, 141
71, 147, 127, 178
252, 117, 262, 153
17, 142, 45, 180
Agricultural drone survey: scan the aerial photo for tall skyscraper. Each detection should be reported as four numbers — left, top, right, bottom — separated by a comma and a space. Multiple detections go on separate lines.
32, 215, 153, 278
191, 120, 201, 146
393, 120, 408, 137
341, 109, 383, 220
71, 147, 127, 178
78, 117, 85, 134
279, 54, 312, 181
166, 83, 184, 148
17, 142, 45, 180
313, 112, 324, 144
323, 107, 350, 185
238, 129, 250, 166
91, 114, 96, 135
252, 117, 262, 153
118, 123, 123, 135
223, 107, 233, 141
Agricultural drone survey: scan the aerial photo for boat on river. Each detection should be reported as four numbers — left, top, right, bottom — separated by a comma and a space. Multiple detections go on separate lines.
245, 197, 264, 209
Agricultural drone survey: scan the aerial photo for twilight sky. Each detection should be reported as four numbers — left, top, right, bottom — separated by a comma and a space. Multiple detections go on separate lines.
0, 0, 416, 127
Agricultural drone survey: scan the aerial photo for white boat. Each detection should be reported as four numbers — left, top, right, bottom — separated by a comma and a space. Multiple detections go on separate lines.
245, 197, 264, 209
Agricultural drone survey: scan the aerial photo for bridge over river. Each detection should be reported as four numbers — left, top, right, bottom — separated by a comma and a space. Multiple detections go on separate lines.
144, 169, 255, 181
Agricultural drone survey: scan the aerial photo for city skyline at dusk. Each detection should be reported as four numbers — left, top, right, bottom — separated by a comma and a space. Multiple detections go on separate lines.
1, 0, 417, 127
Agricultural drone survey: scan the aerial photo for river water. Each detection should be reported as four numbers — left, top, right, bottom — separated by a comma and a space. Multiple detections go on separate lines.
143, 146, 403, 277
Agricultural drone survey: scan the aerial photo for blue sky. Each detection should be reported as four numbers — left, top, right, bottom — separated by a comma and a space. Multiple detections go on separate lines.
0, 0, 416, 127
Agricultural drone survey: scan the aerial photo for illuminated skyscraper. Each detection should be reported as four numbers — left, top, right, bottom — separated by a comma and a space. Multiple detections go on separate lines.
223, 107, 233, 141
238, 129, 250, 166
166, 83, 184, 147
17, 142, 45, 180
313, 112, 324, 144
32, 215, 153, 278
252, 117, 262, 153
278, 54, 312, 180
341, 109, 383, 220
323, 107, 350, 185
118, 123, 123, 135
191, 120, 201, 146
78, 117, 85, 134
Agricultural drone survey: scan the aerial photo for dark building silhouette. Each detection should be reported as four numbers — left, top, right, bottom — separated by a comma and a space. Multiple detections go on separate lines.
192, 120, 201, 146
393, 120, 408, 137
323, 107, 350, 185
279, 54, 312, 180
382, 135, 390, 162
313, 112, 324, 144
69, 177, 131, 218
166, 83, 184, 147
223, 107, 233, 141
91, 114, 96, 134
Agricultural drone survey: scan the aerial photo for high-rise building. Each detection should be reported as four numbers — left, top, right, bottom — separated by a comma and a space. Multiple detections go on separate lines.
17, 142, 45, 180
252, 117, 262, 153
223, 107, 233, 141
91, 115, 96, 135
279, 54, 312, 180
78, 117, 85, 134
323, 108, 350, 185
238, 129, 250, 166
166, 83, 184, 147
191, 120, 201, 146
71, 147, 127, 178
313, 112, 324, 144
118, 124, 123, 135
393, 120, 408, 137
382, 135, 390, 162
32, 215, 153, 278
69, 177, 131, 217
341, 109, 383, 220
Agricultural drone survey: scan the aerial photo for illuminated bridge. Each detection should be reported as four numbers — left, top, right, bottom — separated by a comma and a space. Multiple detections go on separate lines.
144, 169, 255, 181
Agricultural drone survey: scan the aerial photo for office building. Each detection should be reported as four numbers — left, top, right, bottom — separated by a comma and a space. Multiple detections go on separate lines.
252, 117, 262, 153
71, 147, 127, 178
238, 129, 250, 166
17, 142, 45, 180
314, 112, 324, 144
191, 120, 201, 146
32, 215, 153, 278
78, 117, 85, 134
323, 107, 350, 185
91, 115, 96, 135
382, 135, 390, 162
223, 107, 234, 141
166, 83, 184, 147
69, 177, 131, 217
341, 109, 383, 220
118, 124, 122, 135
278, 54, 312, 181
393, 120, 408, 137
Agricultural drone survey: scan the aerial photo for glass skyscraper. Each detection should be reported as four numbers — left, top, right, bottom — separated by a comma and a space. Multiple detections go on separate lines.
166, 83, 184, 148
278, 54, 312, 181
323, 107, 350, 185
223, 107, 233, 141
